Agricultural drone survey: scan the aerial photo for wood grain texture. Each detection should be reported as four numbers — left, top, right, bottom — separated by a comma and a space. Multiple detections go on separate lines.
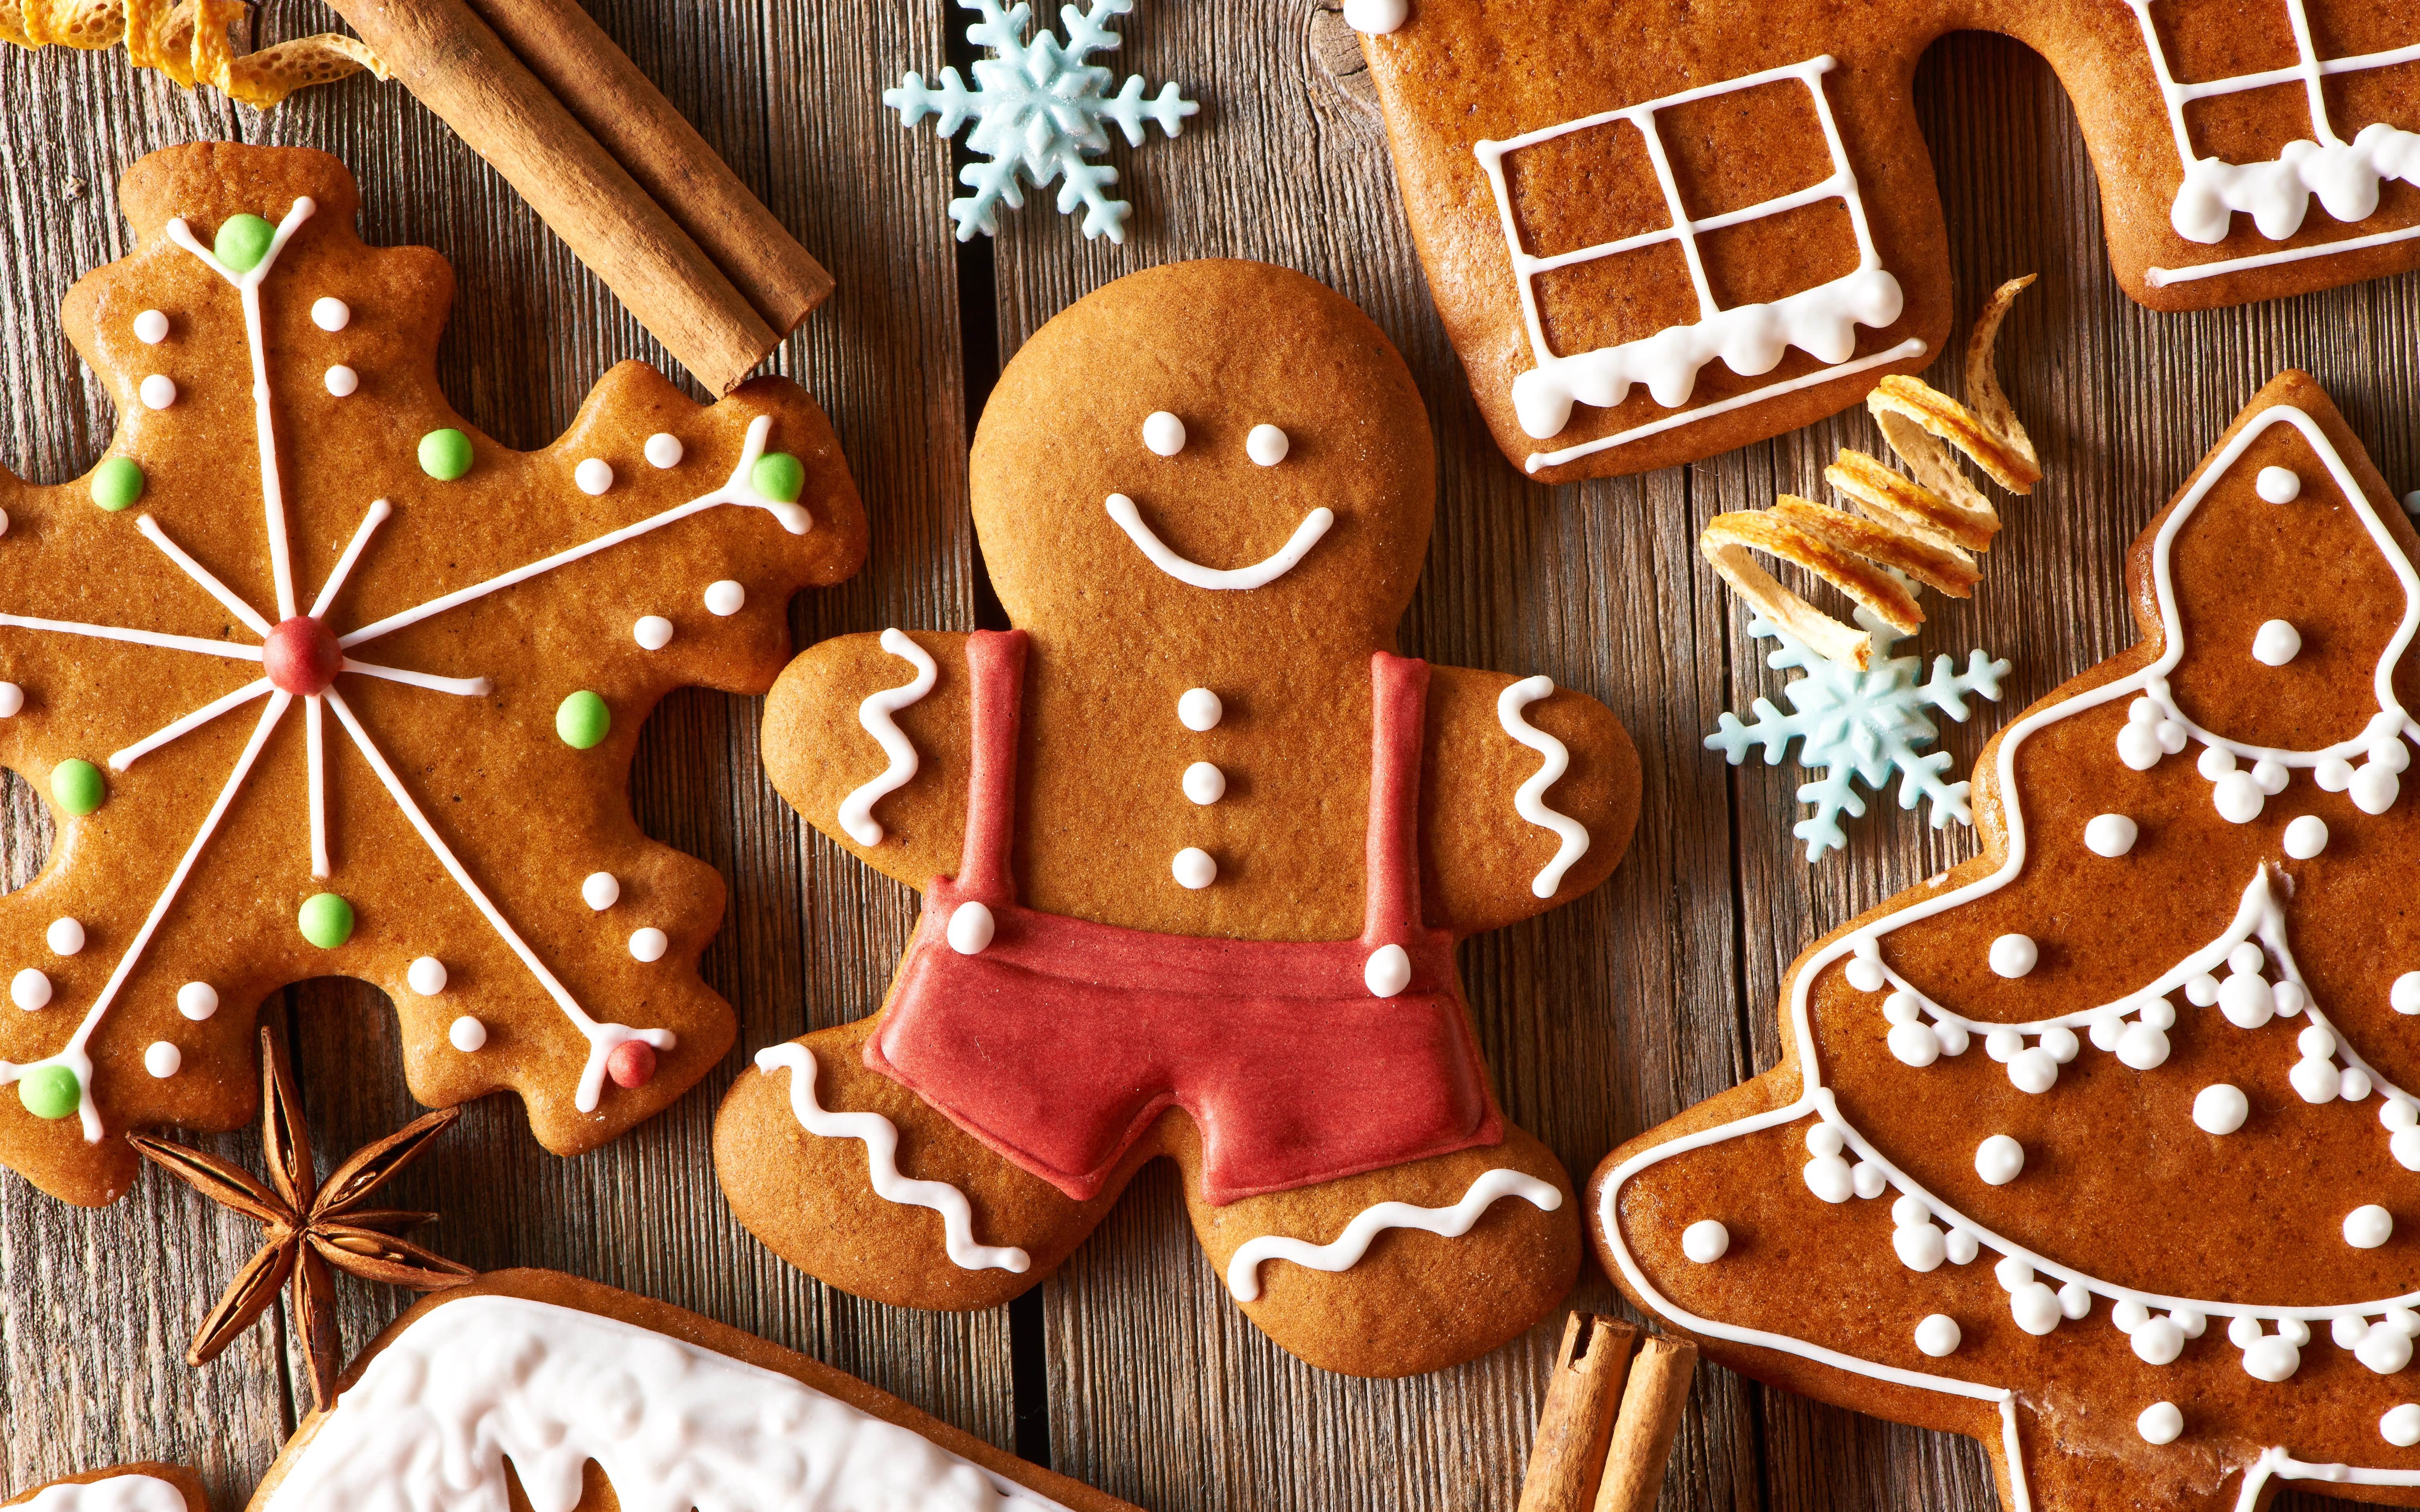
0, 6, 2410, 1512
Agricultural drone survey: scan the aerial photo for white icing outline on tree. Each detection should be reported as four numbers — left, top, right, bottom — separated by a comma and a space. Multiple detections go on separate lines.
0, 196, 816, 1132
1601, 405, 2420, 1509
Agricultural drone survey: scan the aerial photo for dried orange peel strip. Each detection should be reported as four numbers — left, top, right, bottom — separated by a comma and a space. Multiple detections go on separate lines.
1700, 274, 2037, 670
3, 0, 385, 108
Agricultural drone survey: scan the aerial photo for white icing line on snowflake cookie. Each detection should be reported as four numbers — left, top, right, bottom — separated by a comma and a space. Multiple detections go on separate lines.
754, 1043, 1030, 1273
1224, 1167, 1561, 1302
837, 628, 938, 847
110, 678, 270, 771
1496, 675, 1590, 898
1102, 493, 1333, 590
309, 496, 390, 619
0, 612, 267, 660
137, 515, 274, 635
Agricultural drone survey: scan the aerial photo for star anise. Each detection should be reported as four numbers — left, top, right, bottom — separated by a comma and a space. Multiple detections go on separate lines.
128, 1026, 476, 1410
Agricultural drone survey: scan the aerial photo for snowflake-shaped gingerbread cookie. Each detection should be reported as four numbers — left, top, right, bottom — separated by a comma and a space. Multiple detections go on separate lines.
0, 143, 865, 1206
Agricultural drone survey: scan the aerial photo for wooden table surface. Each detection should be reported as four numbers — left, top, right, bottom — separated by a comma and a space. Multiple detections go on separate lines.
2, 5, 2413, 1510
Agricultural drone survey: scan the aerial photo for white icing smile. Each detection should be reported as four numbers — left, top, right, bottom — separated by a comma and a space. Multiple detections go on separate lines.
1104, 493, 1332, 590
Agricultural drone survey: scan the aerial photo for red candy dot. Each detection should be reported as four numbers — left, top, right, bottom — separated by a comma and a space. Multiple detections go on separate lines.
606, 1040, 657, 1090
263, 616, 341, 695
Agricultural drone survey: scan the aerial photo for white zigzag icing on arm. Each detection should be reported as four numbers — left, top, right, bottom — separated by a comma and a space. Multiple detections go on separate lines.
1497, 675, 1592, 898
755, 1043, 1030, 1274
837, 629, 938, 846
1224, 1167, 1562, 1302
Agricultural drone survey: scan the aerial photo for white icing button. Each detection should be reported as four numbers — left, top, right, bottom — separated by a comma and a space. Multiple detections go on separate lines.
0, 684, 22, 717
143, 1041, 181, 1078
1178, 687, 1222, 731
2194, 1083, 2249, 1134
1172, 847, 1217, 890
1975, 1134, 2024, 1186
948, 900, 996, 956
704, 580, 745, 616
574, 458, 615, 496
1183, 761, 1226, 804
2083, 814, 2137, 858
311, 296, 351, 332
139, 374, 176, 410
2137, 1402, 2183, 1446
1245, 423, 1290, 466
2284, 814, 2328, 859
1914, 1314, 1961, 1358
2256, 465, 2302, 503
2396, 972, 2420, 1014
176, 981, 218, 1021
628, 927, 669, 963
644, 432, 684, 469
1342, 0, 1408, 32
133, 308, 169, 344
2386, 1404, 2420, 1447
324, 365, 359, 397
1364, 942, 1411, 998
2348, 1204, 2396, 1249
448, 1014, 487, 1052
407, 956, 447, 996
1988, 934, 2038, 979
582, 872, 621, 911
1142, 410, 1186, 456
2252, 619, 2301, 667
633, 615, 675, 650
11, 968, 49, 1010
1681, 1219, 1730, 1264
45, 918, 83, 956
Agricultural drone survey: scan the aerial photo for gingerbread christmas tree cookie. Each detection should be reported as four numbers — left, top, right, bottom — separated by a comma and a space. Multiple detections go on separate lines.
1596, 371, 2420, 1509
0, 142, 865, 1207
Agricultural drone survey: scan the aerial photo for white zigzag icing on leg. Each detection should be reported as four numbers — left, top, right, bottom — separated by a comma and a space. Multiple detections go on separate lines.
1224, 1167, 1562, 1302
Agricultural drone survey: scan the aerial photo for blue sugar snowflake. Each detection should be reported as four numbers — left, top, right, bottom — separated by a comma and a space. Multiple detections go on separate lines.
1707, 609, 2011, 862
885, 0, 1199, 244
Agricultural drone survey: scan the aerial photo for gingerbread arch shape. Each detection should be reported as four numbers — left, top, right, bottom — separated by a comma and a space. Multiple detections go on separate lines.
1355, 0, 2420, 482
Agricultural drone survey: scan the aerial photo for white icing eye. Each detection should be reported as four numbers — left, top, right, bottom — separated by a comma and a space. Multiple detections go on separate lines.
2284, 814, 2328, 859
1177, 686, 1222, 731
312, 296, 351, 332
948, 900, 997, 956
139, 374, 177, 410
645, 432, 685, 468
1974, 1134, 2024, 1186
449, 1014, 487, 1051
143, 1041, 181, 1078
1987, 934, 2037, 978
704, 580, 746, 616
2083, 814, 2136, 857
177, 981, 218, 1021
1681, 1219, 1729, 1264
2137, 1402, 2183, 1445
11, 968, 49, 1010
407, 956, 448, 996
629, 927, 669, 962
2256, 466, 2302, 503
0, 683, 21, 717
45, 918, 83, 956
1182, 760, 1225, 804
2251, 619, 2300, 666
582, 872, 621, 910
133, 309, 169, 345
2347, 1204, 2396, 1249
325, 365, 359, 397
575, 458, 615, 496
1142, 410, 1186, 456
633, 615, 675, 650
1172, 847, 1217, 889
1913, 1314, 1961, 1358
1245, 424, 1289, 466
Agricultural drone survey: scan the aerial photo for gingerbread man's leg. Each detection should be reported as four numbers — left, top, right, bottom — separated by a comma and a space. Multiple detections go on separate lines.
1173, 1118, 1583, 1377
714, 1017, 1126, 1308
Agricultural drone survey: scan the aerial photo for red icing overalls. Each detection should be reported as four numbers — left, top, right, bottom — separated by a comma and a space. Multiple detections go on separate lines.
863, 629, 1504, 1206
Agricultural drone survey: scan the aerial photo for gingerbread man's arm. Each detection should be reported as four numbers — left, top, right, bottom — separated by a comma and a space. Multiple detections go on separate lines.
1419, 666, 1640, 938
763, 630, 973, 894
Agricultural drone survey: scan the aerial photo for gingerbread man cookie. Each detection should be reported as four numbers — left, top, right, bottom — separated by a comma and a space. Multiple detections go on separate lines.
1598, 372, 2420, 1509
0, 143, 865, 1207
717, 260, 1641, 1378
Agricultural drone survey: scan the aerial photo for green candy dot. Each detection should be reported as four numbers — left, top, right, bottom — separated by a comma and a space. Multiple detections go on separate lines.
18, 1064, 79, 1121
751, 451, 805, 503
418, 428, 474, 481
91, 456, 144, 512
50, 759, 103, 817
213, 214, 276, 274
556, 690, 611, 750
298, 892, 355, 949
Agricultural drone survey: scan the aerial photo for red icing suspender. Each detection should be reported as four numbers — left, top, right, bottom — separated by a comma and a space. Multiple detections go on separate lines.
958, 629, 1028, 904
1363, 652, 1428, 948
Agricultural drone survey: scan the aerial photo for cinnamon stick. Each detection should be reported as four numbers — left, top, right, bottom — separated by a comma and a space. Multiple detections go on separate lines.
461, 0, 832, 334
1515, 1313, 1640, 1512
1591, 1334, 1699, 1512
317, 0, 779, 395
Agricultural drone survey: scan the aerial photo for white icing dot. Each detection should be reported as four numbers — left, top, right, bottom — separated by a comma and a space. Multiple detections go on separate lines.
2399, 974, 2420, 1015
449, 1014, 487, 1052
703, 580, 745, 616
1342, 0, 1408, 32
2116, 724, 2162, 770
1913, 1314, 1961, 1358
1985, 1028, 2023, 1062
2137, 1402, 2183, 1446
2229, 942, 2264, 974
2218, 972, 2276, 1029
2133, 1316, 2186, 1364
2229, 1315, 2264, 1348
1363, 942, 1411, 998
1681, 1219, 1729, 1264
2244, 1334, 2302, 1382
1894, 1225, 1952, 1276
2008, 1047, 2059, 1094
2088, 1008, 2124, 1051
1891, 1195, 1928, 1227
2058, 1280, 2091, 1320
1142, 411, 1186, 456
1988, 934, 2038, 978
2396, 1128, 2420, 1172
143, 1041, 181, 1078
10, 968, 49, 1010
2362, 1322, 2415, 1375
1845, 955, 1886, 993
0, 684, 22, 717
1975, 1134, 2024, 1186
2213, 769, 2265, 824
133, 309, 169, 344
2348, 1204, 2396, 1249
2010, 1282, 2062, 1335
44, 918, 82, 956
948, 900, 998, 956
2386, 1404, 2420, 1447
407, 956, 447, 996
1183, 761, 1226, 804
1803, 1154, 1853, 1203
177, 981, 218, 1021
2388, 1099, 2420, 1131
2116, 1021, 2172, 1070
2040, 1025, 2079, 1062
325, 365, 359, 397
2194, 1083, 2249, 1134
1805, 1124, 1845, 1158
2256, 465, 2302, 503
634, 616, 675, 650
575, 458, 615, 496
1245, 423, 1290, 466
311, 296, 351, 332
2354, 760, 2402, 815
1851, 1160, 1886, 1199
2300, 1023, 2338, 1058
2251, 620, 2301, 667
1178, 687, 1223, 731
1886, 1020, 1940, 1067
582, 872, 621, 911
645, 433, 684, 468
2348, 1066, 2377, 1102
1172, 847, 1217, 889
2139, 996, 2176, 1029
139, 374, 177, 410
1882, 992, 1921, 1027
1995, 1255, 2033, 1291
2083, 814, 2137, 857
629, 927, 669, 963
2283, 814, 2328, 859
2199, 744, 2238, 780
2318, 757, 2356, 792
